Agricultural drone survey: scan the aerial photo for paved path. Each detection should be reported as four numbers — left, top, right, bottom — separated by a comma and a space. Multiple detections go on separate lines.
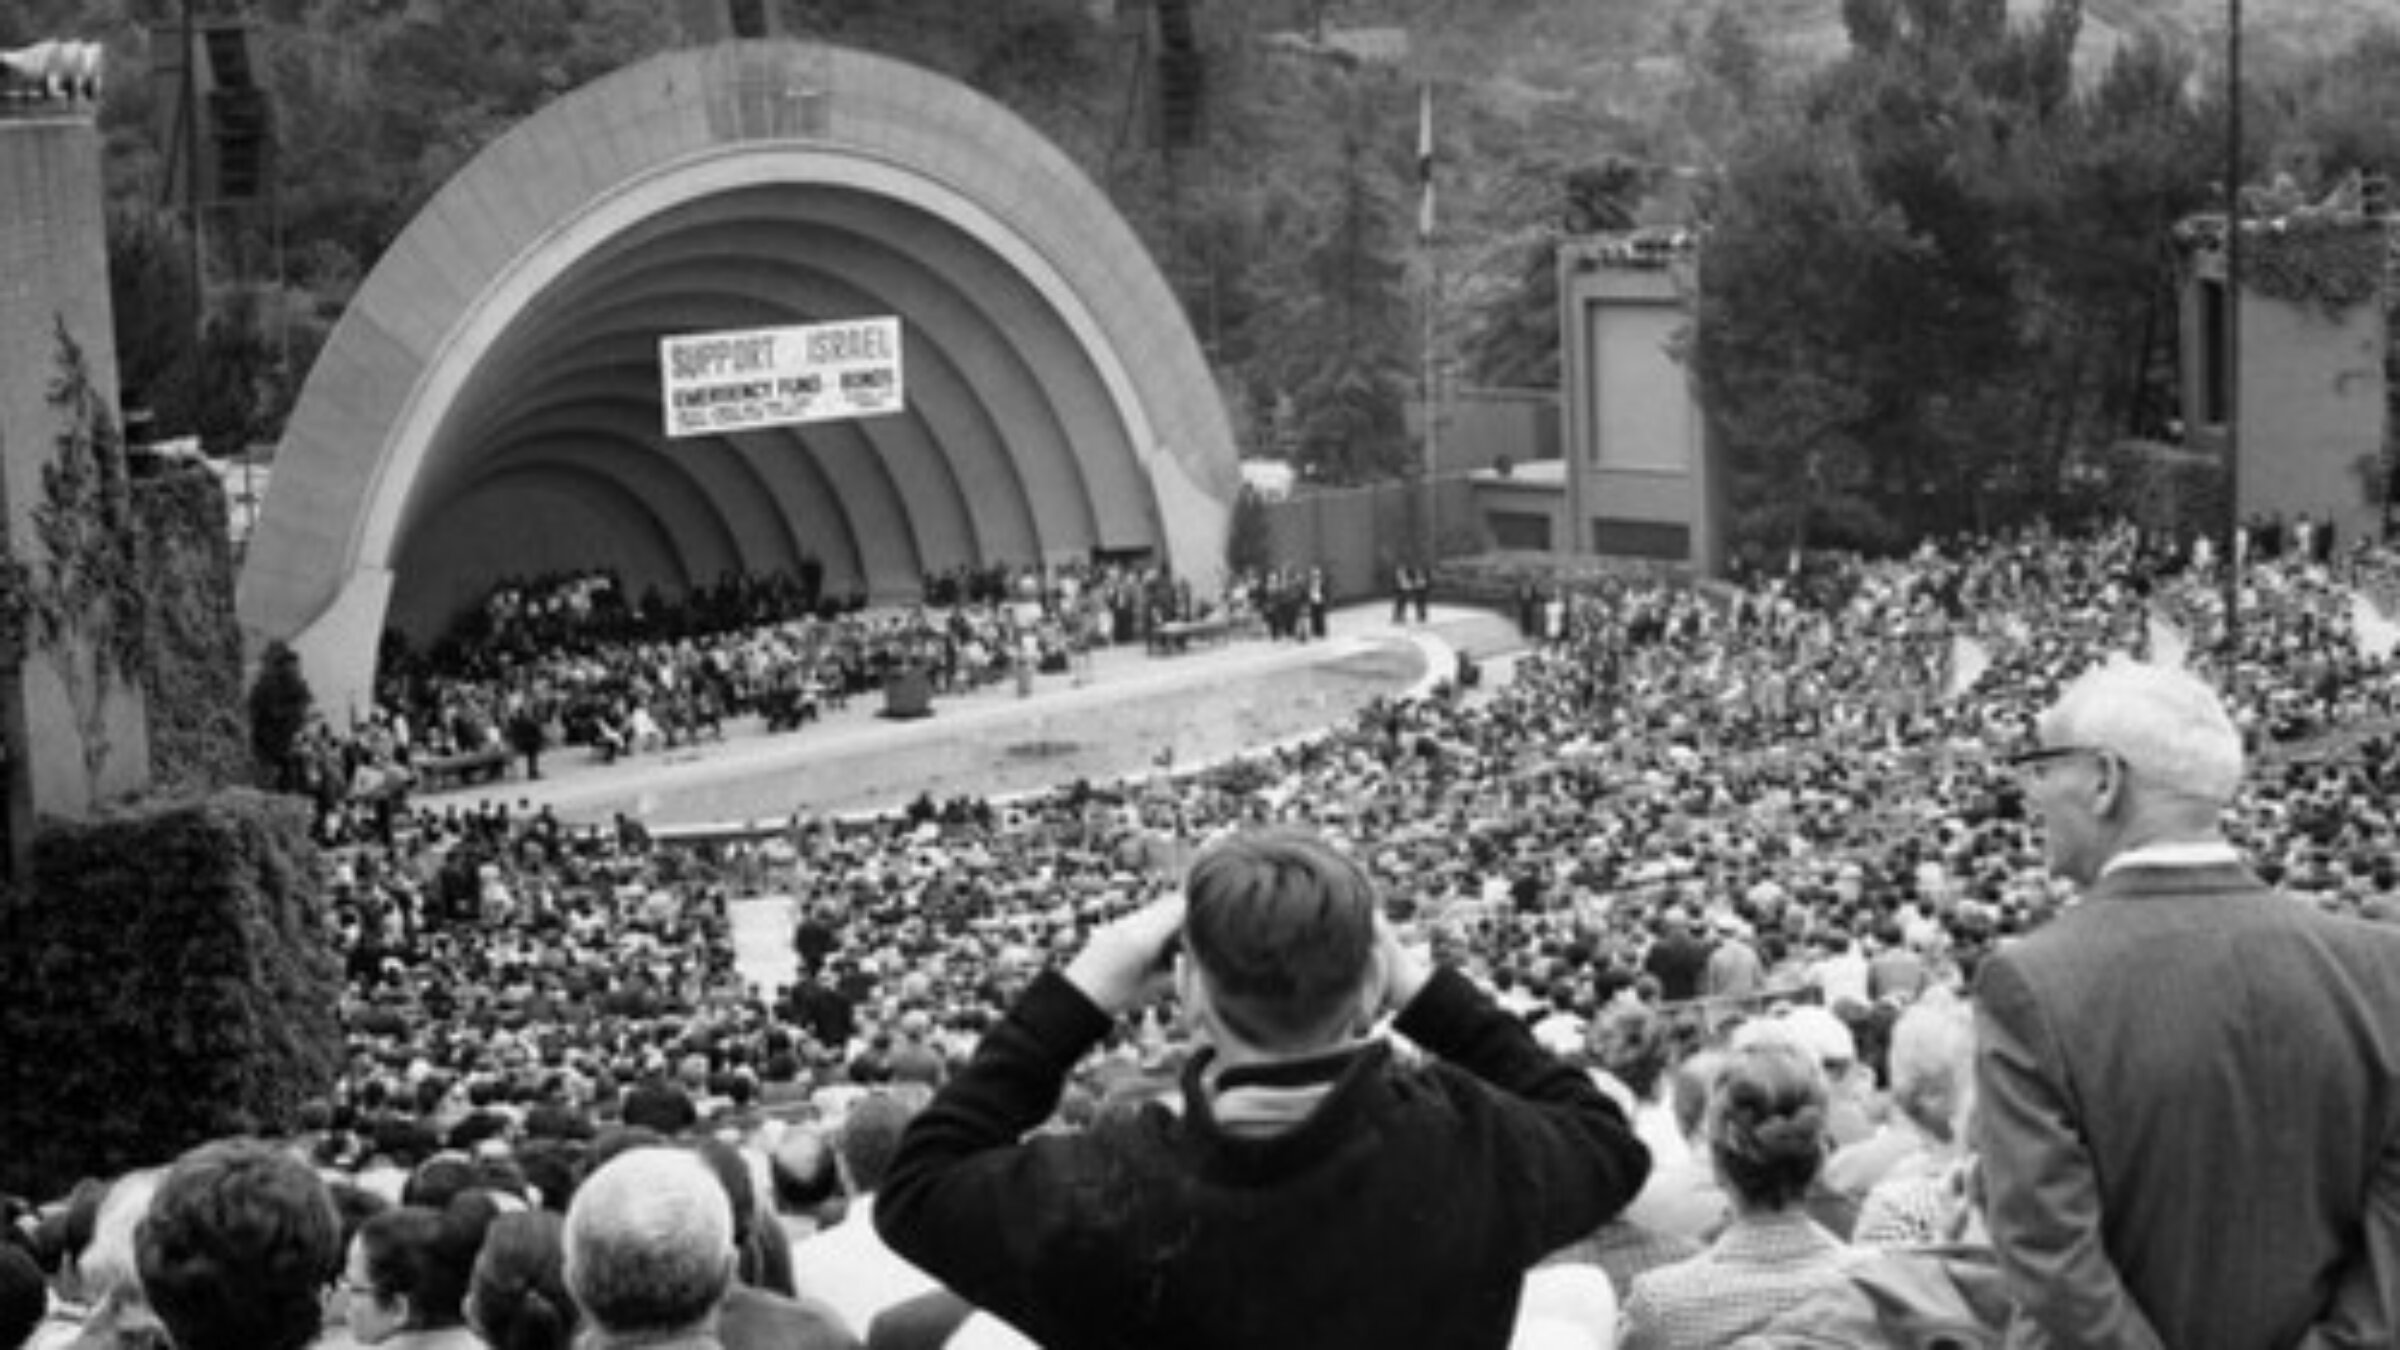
432, 602, 1527, 831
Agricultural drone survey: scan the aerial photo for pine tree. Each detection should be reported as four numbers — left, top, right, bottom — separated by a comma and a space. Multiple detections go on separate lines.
248, 640, 315, 792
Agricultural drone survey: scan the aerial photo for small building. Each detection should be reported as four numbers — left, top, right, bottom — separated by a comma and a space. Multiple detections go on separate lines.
1554, 230, 1725, 574
2176, 207, 2391, 547
1451, 231, 1721, 572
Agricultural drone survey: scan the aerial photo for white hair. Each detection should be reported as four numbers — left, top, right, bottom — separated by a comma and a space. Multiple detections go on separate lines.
564, 1148, 735, 1337
2040, 660, 2243, 805
1886, 989, 1975, 1141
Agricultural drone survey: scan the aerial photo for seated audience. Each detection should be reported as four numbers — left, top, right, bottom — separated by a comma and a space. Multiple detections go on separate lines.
1849, 992, 1978, 1248
33, 521, 2400, 1350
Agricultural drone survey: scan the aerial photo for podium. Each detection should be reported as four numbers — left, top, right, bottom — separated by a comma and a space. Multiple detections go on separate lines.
881, 666, 932, 720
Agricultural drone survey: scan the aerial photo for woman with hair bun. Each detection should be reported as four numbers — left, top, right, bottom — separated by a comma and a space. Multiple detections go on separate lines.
1618, 1040, 1862, 1350
464, 1212, 575, 1350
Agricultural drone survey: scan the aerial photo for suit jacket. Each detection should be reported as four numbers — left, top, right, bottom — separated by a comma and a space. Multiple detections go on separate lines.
717, 1284, 861, 1350
1973, 862, 2400, 1350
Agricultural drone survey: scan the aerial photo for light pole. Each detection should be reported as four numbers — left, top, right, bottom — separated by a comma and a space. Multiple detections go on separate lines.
1417, 79, 1439, 576
183, 0, 205, 453
2220, 0, 2242, 658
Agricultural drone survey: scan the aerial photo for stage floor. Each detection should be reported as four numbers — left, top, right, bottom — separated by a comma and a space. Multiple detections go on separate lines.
430, 602, 1524, 830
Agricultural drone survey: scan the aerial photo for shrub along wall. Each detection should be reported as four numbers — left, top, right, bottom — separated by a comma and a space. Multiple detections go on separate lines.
134, 466, 250, 793
0, 790, 339, 1198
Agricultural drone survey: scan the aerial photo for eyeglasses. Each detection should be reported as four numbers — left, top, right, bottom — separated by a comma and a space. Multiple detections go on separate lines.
2004, 744, 2107, 771
2005, 744, 2129, 788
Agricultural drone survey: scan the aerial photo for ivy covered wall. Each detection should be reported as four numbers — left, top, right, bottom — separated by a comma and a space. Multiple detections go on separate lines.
135, 466, 250, 794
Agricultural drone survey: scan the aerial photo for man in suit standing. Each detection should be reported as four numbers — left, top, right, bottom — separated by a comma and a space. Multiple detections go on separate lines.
1976, 660, 2400, 1350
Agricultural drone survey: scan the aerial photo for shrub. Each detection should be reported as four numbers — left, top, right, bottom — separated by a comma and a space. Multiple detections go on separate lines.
1226, 486, 1275, 576
0, 791, 340, 1199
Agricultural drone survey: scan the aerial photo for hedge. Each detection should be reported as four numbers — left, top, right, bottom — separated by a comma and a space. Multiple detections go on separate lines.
0, 789, 340, 1199
134, 466, 250, 793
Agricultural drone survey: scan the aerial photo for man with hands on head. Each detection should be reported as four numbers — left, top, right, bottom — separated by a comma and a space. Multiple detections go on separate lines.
875, 827, 1650, 1350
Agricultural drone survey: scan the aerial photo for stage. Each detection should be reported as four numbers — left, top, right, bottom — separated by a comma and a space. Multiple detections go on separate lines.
432, 603, 1522, 831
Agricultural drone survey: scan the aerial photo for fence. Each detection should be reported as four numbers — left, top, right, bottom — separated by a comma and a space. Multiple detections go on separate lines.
1257, 476, 1483, 601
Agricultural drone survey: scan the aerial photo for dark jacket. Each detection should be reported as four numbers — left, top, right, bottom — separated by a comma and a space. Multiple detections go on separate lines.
877, 966, 1651, 1350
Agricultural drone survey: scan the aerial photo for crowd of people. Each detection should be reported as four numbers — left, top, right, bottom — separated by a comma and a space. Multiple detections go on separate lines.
8, 518, 2400, 1349
286, 558, 1346, 847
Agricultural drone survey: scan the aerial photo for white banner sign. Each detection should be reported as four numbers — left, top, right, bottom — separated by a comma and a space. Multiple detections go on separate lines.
660, 317, 904, 438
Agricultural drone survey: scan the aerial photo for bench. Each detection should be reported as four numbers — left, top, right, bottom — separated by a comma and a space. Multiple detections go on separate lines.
413, 746, 511, 791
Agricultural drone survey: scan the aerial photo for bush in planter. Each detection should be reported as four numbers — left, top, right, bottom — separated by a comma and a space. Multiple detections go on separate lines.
0, 790, 340, 1199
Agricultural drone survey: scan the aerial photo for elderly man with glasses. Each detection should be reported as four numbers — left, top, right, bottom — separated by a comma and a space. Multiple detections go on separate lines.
1974, 659, 2400, 1350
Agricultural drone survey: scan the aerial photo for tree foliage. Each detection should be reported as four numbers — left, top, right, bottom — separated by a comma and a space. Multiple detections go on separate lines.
1697, 128, 1918, 559
1225, 488, 1275, 576
2283, 24, 2400, 182
105, 203, 198, 432
1460, 158, 1651, 388
138, 469, 252, 796
1261, 87, 1419, 485
248, 640, 314, 792
1695, 0, 2252, 555
16, 0, 2396, 514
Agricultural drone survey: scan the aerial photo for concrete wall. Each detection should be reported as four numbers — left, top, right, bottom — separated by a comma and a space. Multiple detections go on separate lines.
1592, 303, 1694, 473
1260, 478, 1477, 600
384, 478, 690, 640
2180, 250, 2388, 548
1471, 463, 1567, 553
0, 115, 152, 845
1439, 387, 1558, 476
1558, 251, 1724, 574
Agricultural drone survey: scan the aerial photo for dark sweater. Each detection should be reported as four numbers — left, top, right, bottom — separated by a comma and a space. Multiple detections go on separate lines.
876, 966, 1651, 1350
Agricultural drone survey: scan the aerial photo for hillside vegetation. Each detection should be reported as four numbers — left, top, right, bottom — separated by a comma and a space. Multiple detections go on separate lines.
3, 0, 2394, 544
